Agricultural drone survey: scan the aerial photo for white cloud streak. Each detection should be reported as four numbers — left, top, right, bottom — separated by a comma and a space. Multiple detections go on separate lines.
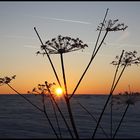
26, 15, 92, 25
46, 17, 92, 25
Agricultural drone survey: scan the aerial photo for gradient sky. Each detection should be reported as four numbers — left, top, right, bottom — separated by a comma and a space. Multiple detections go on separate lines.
0, 2, 140, 94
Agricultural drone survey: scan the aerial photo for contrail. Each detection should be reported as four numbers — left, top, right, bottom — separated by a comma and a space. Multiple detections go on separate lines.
26, 15, 92, 25
46, 17, 91, 25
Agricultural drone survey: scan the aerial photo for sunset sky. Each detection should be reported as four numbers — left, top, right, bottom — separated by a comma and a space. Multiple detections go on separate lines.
0, 2, 140, 94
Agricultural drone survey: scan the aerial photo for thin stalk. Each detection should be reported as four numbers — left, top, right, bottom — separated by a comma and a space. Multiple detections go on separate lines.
7, 83, 43, 112
92, 64, 127, 139
110, 50, 125, 138
42, 93, 59, 139
45, 83, 74, 138
60, 52, 79, 139
92, 50, 125, 138
110, 98, 113, 138
60, 53, 68, 97
110, 50, 125, 95
34, 27, 61, 87
92, 8, 109, 57
7, 83, 59, 138
69, 9, 109, 100
49, 95, 62, 138
34, 26, 74, 138
65, 98, 79, 139
46, 93, 62, 139
77, 101, 109, 138
69, 30, 108, 100
113, 104, 129, 139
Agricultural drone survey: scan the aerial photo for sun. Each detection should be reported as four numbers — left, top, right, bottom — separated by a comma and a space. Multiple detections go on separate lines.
55, 87, 63, 96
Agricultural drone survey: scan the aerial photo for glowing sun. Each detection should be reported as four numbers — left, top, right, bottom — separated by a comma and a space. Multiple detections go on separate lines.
55, 87, 63, 96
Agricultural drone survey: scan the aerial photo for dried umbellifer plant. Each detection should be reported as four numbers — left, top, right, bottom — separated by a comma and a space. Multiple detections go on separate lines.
29, 81, 74, 138
112, 91, 140, 138
36, 34, 88, 139
0, 76, 61, 138
92, 50, 140, 139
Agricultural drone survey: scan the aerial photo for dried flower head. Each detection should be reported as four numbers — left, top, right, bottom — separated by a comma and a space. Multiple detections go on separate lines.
29, 82, 55, 96
97, 19, 128, 32
112, 92, 140, 107
37, 35, 88, 55
111, 50, 140, 67
0, 75, 16, 86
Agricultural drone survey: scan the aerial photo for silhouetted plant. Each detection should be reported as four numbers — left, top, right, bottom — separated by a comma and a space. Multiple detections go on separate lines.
0, 75, 16, 85
0, 75, 43, 111
112, 91, 140, 138
69, 8, 109, 99
29, 82, 63, 138
92, 50, 140, 139
34, 27, 62, 87
0, 76, 60, 139
39, 35, 88, 54
35, 28, 88, 140
97, 19, 128, 32
43, 35, 88, 139
76, 101, 109, 138
29, 81, 74, 138
91, 19, 128, 139
34, 8, 130, 139
1, 8, 138, 139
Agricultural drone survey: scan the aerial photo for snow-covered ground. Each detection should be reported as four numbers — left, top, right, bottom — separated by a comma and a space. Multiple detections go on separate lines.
0, 94, 140, 138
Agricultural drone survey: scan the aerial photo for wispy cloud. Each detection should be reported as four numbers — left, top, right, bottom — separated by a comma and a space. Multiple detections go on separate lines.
46, 17, 92, 25
26, 15, 92, 25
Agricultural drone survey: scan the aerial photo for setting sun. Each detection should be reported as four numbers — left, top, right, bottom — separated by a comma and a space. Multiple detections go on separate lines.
55, 87, 63, 96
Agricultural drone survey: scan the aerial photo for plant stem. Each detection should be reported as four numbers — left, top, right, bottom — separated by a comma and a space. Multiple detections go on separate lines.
60, 53, 68, 97
45, 82, 74, 138
69, 8, 109, 100
7, 83, 43, 112
77, 101, 109, 138
60, 52, 79, 139
69, 30, 108, 100
7, 83, 59, 139
34, 27, 61, 87
49, 95, 62, 138
92, 64, 127, 139
92, 8, 109, 57
113, 104, 129, 139
110, 50, 125, 138
42, 93, 59, 139
110, 97, 113, 138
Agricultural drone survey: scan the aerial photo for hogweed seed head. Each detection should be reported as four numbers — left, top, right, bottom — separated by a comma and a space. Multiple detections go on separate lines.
0, 75, 16, 86
29, 81, 56, 96
112, 91, 140, 107
111, 50, 140, 67
37, 35, 88, 55
97, 19, 128, 32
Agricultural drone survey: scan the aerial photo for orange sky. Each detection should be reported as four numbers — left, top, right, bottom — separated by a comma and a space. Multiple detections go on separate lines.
0, 2, 140, 95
